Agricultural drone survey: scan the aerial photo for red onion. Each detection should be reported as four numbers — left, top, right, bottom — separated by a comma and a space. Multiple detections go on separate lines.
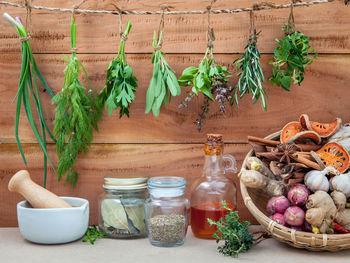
284, 206, 305, 226
266, 196, 290, 214
288, 184, 309, 206
270, 213, 287, 226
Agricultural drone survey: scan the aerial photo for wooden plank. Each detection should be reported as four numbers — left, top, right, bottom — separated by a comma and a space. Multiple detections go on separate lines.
0, 1, 349, 53
0, 143, 256, 227
1, 53, 350, 143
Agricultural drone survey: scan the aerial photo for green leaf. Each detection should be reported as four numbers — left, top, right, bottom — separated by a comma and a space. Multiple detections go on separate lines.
182, 66, 198, 76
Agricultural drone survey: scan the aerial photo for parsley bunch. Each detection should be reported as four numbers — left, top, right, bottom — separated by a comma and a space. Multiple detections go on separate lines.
232, 31, 266, 110
269, 24, 317, 91
145, 30, 181, 116
53, 18, 100, 187
99, 20, 137, 118
208, 201, 253, 257
178, 47, 231, 131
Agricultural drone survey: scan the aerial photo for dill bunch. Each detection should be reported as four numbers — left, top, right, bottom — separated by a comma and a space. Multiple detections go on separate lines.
208, 201, 253, 257
53, 18, 101, 187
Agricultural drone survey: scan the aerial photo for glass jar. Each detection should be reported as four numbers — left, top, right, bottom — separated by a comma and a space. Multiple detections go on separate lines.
144, 177, 190, 247
190, 134, 237, 239
98, 175, 148, 239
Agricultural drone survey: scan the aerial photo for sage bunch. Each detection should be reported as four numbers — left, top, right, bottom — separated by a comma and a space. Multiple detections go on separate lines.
53, 18, 101, 187
145, 30, 181, 116
99, 20, 137, 118
178, 47, 231, 131
3, 13, 56, 187
269, 24, 317, 91
232, 31, 266, 110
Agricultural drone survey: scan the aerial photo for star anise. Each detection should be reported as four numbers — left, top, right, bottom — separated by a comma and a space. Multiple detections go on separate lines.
256, 143, 301, 164
270, 161, 307, 186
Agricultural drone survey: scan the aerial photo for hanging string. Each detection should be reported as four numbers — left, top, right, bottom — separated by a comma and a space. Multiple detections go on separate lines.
206, 0, 217, 49
286, 0, 296, 34
154, 4, 171, 51
21, 0, 32, 41
0, 0, 340, 15
70, 0, 87, 53
71, 0, 87, 21
248, 2, 277, 44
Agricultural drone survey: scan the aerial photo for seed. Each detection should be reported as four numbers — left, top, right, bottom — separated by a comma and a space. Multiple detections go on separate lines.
148, 214, 185, 244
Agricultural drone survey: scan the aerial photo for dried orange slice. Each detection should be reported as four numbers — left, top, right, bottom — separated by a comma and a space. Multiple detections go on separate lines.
299, 114, 342, 138
280, 121, 321, 144
315, 142, 350, 173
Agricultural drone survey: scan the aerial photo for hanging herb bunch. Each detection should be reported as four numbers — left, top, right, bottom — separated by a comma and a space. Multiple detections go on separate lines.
269, 2, 317, 91
53, 18, 101, 187
178, 5, 232, 131
3, 13, 56, 188
145, 7, 181, 117
231, 10, 266, 110
99, 20, 138, 118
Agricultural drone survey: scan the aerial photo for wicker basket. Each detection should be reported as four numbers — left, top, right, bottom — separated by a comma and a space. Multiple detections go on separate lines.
240, 132, 350, 251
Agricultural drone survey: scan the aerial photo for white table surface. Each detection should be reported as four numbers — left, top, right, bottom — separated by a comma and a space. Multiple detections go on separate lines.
1, 227, 350, 263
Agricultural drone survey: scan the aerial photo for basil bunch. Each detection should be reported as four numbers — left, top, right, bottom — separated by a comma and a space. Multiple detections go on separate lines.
145, 30, 181, 117
178, 47, 231, 131
269, 24, 317, 91
99, 20, 137, 118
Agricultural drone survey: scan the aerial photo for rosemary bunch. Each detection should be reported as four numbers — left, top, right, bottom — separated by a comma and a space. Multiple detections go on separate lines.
145, 30, 181, 116
178, 47, 231, 131
269, 24, 317, 91
53, 18, 100, 187
208, 201, 253, 257
99, 20, 137, 118
3, 13, 56, 187
232, 31, 267, 110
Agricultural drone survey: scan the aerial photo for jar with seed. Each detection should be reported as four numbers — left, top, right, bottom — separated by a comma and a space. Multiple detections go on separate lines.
144, 177, 190, 247
98, 174, 148, 239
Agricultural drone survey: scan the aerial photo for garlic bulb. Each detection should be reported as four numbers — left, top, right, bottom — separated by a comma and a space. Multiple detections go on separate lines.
330, 172, 350, 198
304, 168, 330, 192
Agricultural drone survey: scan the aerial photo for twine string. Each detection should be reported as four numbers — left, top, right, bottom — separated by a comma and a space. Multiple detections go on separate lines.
286, 0, 296, 34
154, 4, 170, 50
0, 0, 339, 15
206, 0, 217, 49
24, 0, 31, 38
72, 0, 87, 20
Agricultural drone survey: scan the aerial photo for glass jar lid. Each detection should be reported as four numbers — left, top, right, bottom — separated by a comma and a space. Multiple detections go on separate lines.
103, 173, 148, 190
148, 176, 186, 188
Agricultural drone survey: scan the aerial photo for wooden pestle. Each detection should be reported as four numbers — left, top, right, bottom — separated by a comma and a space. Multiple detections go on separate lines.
8, 170, 72, 208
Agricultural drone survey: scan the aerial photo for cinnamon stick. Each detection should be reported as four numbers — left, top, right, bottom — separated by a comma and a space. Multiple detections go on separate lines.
291, 153, 321, 170
247, 136, 322, 152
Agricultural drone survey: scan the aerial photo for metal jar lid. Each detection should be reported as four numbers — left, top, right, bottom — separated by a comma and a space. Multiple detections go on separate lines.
103, 173, 148, 190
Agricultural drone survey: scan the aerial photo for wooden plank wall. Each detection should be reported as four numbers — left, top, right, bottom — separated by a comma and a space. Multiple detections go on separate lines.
0, 0, 349, 226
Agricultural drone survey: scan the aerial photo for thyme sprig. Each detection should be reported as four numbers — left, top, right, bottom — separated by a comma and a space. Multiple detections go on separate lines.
178, 47, 231, 131
99, 20, 137, 118
82, 225, 106, 245
232, 31, 267, 110
208, 201, 253, 257
3, 13, 56, 187
53, 18, 100, 187
145, 30, 181, 116
269, 24, 317, 91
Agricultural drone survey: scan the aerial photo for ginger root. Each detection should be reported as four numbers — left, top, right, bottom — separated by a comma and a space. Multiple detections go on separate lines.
331, 190, 350, 231
240, 168, 285, 196
305, 191, 336, 234
246, 157, 275, 179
